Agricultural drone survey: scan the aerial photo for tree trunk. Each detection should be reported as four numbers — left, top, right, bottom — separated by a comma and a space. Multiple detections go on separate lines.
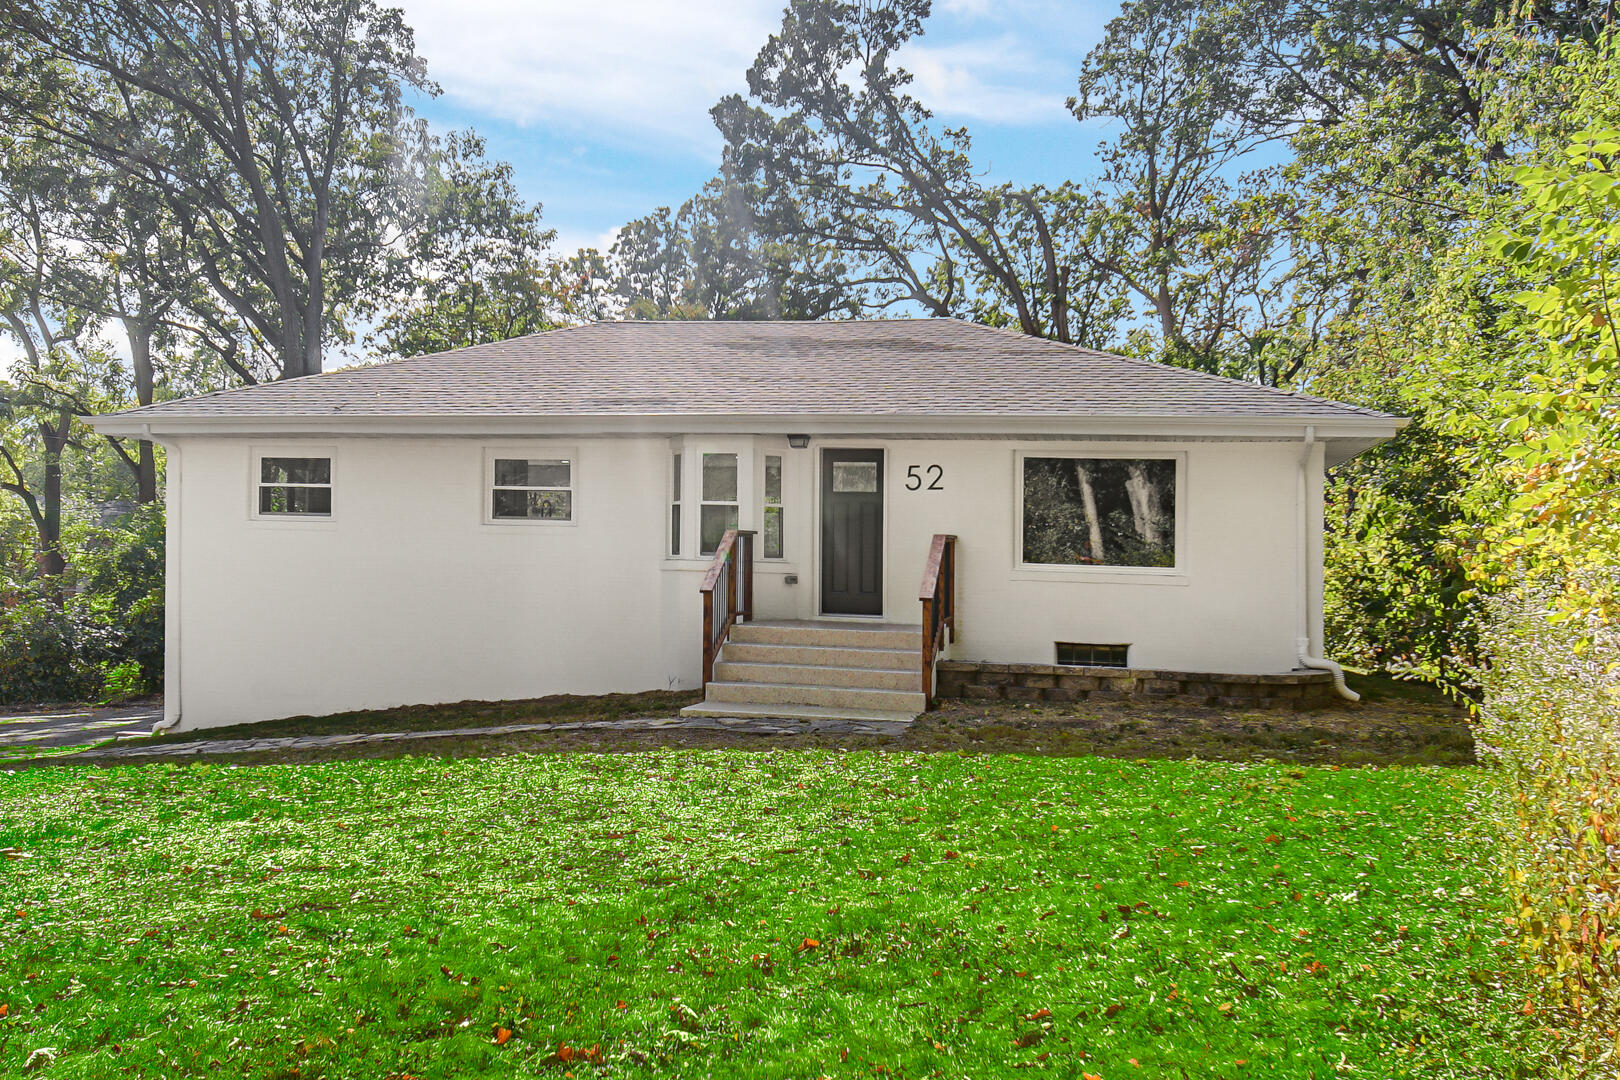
125, 316, 158, 502
1124, 462, 1164, 548
1075, 462, 1105, 563
137, 440, 157, 504
37, 410, 70, 599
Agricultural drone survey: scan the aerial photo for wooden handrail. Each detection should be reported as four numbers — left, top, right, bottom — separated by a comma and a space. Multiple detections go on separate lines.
700, 529, 755, 686
919, 534, 957, 709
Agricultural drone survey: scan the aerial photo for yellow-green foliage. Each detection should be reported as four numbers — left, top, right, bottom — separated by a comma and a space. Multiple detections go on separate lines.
1461, 69, 1620, 1068
1479, 121, 1620, 624
1477, 595, 1620, 1067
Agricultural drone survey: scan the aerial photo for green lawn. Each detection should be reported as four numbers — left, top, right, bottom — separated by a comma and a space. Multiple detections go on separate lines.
0, 752, 1534, 1078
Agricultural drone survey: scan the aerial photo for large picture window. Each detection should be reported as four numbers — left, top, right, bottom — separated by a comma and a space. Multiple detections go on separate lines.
1022, 456, 1176, 568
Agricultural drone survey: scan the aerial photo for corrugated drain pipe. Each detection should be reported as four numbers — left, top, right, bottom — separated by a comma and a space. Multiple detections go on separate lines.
1296, 425, 1360, 702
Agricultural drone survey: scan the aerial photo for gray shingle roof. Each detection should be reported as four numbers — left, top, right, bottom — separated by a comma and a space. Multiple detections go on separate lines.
104, 318, 1394, 422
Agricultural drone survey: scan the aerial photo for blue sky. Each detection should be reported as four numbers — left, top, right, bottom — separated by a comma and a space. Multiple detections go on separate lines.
398, 0, 1123, 255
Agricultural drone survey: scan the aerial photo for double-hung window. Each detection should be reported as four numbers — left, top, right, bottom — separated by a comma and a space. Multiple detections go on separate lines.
257, 456, 332, 516
491, 456, 573, 521
700, 452, 738, 555
669, 452, 683, 556
762, 453, 784, 559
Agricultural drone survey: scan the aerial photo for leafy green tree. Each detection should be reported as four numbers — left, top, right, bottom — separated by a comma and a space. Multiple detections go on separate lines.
0, 0, 435, 379
1469, 120, 1620, 618
610, 172, 861, 321
713, 0, 1083, 339
0, 135, 126, 596
1069, 0, 1312, 376
612, 207, 702, 320
372, 131, 560, 357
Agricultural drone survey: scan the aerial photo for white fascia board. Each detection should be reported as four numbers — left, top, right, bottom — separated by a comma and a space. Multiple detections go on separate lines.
87, 411, 1407, 444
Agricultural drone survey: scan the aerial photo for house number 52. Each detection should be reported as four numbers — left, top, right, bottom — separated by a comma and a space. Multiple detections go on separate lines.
905, 465, 944, 491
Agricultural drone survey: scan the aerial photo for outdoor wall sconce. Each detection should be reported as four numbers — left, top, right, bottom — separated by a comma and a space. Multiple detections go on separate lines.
787, 434, 811, 448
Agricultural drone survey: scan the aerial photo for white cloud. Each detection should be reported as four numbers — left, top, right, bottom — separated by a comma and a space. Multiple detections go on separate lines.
399, 0, 781, 155
550, 225, 627, 258
898, 35, 1071, 125
399, 0, 1084, 160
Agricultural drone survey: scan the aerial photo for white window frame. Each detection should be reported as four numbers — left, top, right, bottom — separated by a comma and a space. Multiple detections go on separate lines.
760, 451, 785, 560
669, 449, 684, 557
698, 450, 742, 556
483, 445, 579, 527
1011, 448, 1188, 584
249, 445, 336, 524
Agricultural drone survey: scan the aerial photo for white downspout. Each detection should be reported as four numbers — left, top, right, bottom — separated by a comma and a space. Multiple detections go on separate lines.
151, 428, 181, 734
1296, 425, 1360, 702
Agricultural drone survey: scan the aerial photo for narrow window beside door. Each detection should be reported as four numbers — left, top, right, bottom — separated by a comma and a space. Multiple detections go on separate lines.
258, 456, 332, 516
669, 452, 683, 556
491, 457, 573, 521
700, 453, 739, 555
763, 454, 783, 559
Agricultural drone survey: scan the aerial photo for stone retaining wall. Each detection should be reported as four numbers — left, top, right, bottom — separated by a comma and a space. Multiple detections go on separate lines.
934, 661, 1338, 710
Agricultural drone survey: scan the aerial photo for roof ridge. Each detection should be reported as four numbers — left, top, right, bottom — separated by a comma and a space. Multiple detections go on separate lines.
956, 318, 1385, 419
97, 317, 1402, 425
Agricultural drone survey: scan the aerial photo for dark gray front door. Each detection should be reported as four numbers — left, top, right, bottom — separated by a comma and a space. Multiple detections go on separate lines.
821, 449, 884, 615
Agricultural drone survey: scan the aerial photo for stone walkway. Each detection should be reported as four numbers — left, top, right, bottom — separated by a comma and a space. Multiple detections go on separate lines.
53, 713, 912, 762
0, 704, 164, 750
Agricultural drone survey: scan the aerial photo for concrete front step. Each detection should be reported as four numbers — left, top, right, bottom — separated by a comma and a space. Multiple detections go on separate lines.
678, 700, 919, 725
702, 679, 927, 713
713, 659, 921, 692
729, 620, 922, 650
721, 640, 920, 670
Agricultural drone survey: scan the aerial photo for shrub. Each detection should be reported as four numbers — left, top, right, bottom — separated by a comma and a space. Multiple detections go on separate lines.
0, 505, 166, 705
1476, 588, 1620, 1068
71, 504, 165, 696
0, 599, 106, 705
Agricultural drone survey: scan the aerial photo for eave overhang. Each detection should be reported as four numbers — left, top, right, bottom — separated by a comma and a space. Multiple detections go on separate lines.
87, 411, 1407, 466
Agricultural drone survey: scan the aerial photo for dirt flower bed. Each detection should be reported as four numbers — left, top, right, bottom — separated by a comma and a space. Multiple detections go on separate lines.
93, 677, 1474, 768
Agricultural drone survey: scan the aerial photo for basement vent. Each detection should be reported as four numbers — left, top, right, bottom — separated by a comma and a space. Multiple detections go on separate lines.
1055, 642, 1130, 668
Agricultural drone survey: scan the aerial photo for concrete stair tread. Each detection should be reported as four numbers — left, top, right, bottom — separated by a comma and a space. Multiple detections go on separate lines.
744, 619, 923, 632
726, 641, 916, 657
721, 641, 920, 670
702, 680, 927, 712
678, 701, 919, 724
729, 621, 923, 650
708, 678, 923, 696
713, 660, 921, 692
717, 661, 919, 677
